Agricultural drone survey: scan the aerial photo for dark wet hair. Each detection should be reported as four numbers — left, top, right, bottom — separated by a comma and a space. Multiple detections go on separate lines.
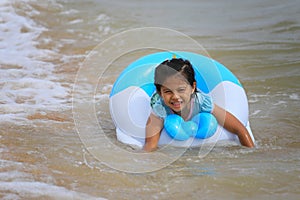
154, 58, 197, 93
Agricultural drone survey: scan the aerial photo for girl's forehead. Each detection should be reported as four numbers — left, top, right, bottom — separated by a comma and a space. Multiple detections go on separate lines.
162, 74, 189, 87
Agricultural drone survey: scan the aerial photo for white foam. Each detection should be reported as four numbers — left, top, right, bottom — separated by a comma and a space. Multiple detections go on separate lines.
289, 93, 299, 100
0, 171, 33, 182
0, 1, 49, 70
60, 9, 80, 15
0, 181, 106, 200
69, 19, 84, 24
250, 109, 261, 117
0, 159, 103, 200
0, 1, 70, 122
0, 77, 69, 121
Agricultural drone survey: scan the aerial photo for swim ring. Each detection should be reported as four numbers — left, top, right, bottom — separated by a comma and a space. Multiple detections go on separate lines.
109, 51, 255, 148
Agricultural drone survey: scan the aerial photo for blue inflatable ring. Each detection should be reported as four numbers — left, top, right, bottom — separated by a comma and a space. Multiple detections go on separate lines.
109, 51, 255, 148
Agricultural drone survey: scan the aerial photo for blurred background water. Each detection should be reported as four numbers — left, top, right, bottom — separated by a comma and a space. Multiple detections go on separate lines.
0, 0, 299, 199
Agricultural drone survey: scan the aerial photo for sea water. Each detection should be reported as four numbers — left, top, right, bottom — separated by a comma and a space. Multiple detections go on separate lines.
0, 0, 299, 199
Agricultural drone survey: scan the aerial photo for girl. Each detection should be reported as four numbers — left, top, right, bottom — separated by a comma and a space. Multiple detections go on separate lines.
144, 58, 254, 152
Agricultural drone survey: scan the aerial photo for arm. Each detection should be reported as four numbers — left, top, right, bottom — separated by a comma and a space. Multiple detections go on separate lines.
143, 113, 164, 152
212, 104, 254, 147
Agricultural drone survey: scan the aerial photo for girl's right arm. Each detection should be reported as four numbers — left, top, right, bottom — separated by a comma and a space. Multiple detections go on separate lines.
143, 113, 164, 152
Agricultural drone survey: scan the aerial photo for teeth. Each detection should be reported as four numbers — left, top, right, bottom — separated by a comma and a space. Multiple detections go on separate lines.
172, 102, 181, 107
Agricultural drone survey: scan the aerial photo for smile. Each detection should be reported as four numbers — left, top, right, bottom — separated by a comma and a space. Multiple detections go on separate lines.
171, 101, 182, 108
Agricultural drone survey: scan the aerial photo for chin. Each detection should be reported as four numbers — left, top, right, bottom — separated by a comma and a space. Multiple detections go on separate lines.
171, 107, 182, 113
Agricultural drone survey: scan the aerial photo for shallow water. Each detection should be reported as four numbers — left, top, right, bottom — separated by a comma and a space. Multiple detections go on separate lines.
0, 0, 299, 199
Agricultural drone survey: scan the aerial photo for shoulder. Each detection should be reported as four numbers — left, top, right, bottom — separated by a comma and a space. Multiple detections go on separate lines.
150, 92, 161, 107
194, 91, 214, 113
195, 91, 213, 102
195, 91, 210, 99
150, 92, 168, 118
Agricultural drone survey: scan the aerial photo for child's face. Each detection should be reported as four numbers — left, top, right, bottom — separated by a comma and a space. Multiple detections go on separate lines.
159, 74, 196, 114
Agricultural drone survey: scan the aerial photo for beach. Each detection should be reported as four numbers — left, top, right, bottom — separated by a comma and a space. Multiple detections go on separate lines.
0, 0, 299, 199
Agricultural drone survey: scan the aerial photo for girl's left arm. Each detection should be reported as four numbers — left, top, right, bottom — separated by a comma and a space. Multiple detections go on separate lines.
212, 104, 254, 148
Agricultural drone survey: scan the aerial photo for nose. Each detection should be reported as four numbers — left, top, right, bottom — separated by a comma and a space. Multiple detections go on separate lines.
171, 91, 180, 100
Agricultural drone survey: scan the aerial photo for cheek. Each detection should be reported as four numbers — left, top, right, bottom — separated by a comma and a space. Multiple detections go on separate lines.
182, 92, 193, 101
162, 94, 175, 104
162, 94, 170, 101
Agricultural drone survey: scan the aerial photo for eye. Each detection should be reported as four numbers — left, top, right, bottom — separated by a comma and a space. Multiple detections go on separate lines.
162, 89, 172, 94
177, 87, 186, 93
